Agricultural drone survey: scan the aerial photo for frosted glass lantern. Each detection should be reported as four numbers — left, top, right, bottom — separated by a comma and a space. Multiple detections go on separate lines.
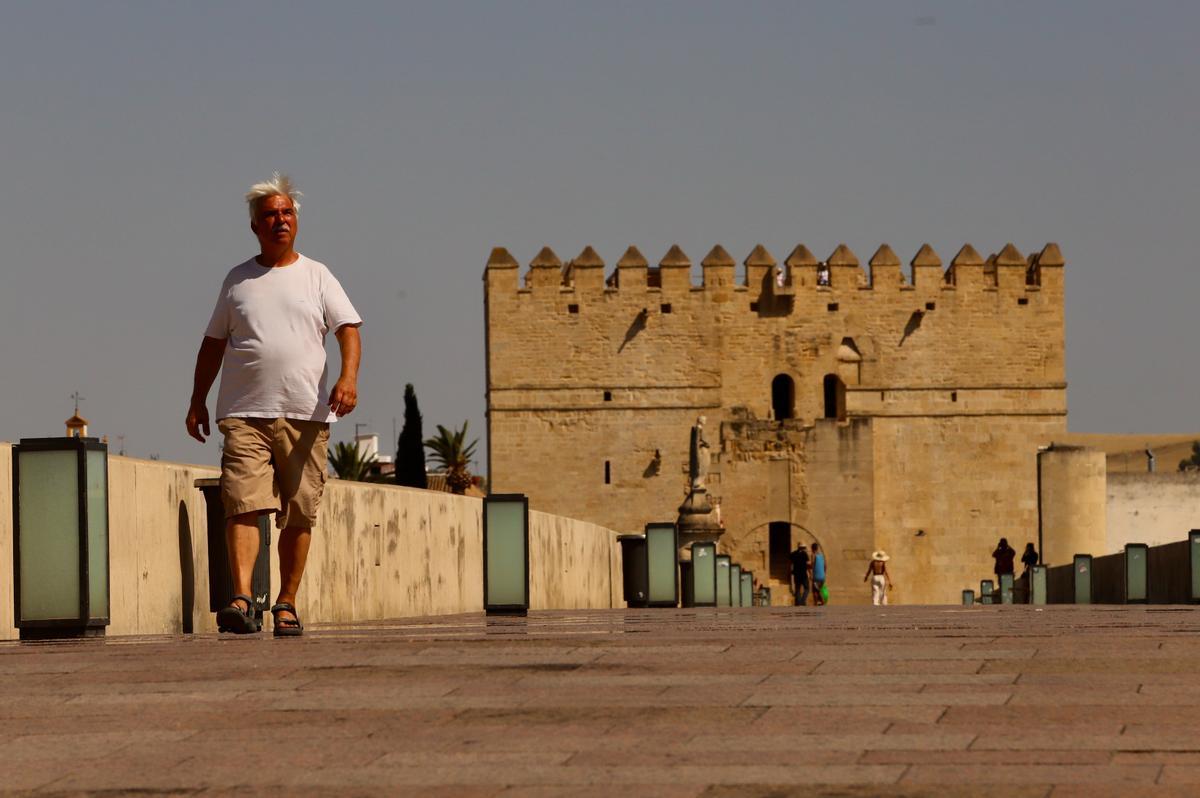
483, 494, 529, 616
715, 555, 732, 607
13, 437, 109, 638
645, 522, 679, 608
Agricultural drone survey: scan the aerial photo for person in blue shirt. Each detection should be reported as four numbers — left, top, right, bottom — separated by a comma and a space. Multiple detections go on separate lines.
811, 542, 827, 605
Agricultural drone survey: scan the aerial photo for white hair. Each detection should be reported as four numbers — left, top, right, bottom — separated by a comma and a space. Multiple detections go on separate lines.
245, 172, 303, 219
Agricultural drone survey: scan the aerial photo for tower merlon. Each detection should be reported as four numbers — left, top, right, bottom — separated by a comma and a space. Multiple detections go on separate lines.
565, 245, 606, 291
868, 244, 905, 289
910, 243, 942, 288
993, 242, 1026, 292
744, 244, 777, 289
659, 244, 692, 293
1026, 242, 1064, 289
785, 244, 819, 288
701, 245, 735, 290
484, 246, 520, 292
527, 246, 563, 291
611, 245, 649, 290
947, 243, 985, 288
826, 243, 863, 288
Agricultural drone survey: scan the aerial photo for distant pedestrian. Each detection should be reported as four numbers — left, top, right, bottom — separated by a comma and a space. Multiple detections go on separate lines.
863, 550, 893, 606
789, 543, 810, 606
1021, 543, 1039, 575
811, 542, 828, 605
992, 537, 1016, 578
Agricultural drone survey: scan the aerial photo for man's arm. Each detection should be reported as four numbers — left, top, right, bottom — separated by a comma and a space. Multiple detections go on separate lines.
328, 324, 361, 417
186, 336, 227, 443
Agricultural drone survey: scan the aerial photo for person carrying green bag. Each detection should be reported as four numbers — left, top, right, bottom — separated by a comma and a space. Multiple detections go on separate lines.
812, 542, 828, 605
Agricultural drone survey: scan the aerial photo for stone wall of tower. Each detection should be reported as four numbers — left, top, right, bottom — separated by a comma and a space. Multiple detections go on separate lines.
485, 241, 1068, 604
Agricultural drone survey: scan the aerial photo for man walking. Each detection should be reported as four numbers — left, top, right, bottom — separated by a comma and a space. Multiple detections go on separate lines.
186, 173, 362, 636
789, 542, 810, 606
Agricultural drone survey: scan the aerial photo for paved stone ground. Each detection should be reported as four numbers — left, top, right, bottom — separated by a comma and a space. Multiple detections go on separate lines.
4, 606, 1200, 796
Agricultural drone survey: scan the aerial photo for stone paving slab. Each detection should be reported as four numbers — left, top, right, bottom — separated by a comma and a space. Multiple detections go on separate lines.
2, 606, 1200, 795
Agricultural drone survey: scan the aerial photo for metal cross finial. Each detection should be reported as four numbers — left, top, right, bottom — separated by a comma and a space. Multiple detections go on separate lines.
71, 391, 85, 415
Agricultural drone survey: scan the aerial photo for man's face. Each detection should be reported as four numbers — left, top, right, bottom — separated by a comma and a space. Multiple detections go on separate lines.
251, 194, 298, 250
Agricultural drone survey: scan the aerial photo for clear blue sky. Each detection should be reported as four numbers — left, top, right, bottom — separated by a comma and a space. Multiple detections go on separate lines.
1, 1, 1197, 465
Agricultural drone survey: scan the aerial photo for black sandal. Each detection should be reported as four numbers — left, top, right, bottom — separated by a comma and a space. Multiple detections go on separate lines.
270, 602, 304, 638
216, 594, 259, 634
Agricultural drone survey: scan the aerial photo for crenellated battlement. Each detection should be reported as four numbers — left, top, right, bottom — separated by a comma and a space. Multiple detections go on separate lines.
485, 241, 1064, 298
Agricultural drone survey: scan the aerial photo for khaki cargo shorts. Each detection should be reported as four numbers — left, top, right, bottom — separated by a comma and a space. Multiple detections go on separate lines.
217, 417, 330, 529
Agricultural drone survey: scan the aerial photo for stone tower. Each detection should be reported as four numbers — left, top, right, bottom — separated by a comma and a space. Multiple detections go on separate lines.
484, 241, 1067, 604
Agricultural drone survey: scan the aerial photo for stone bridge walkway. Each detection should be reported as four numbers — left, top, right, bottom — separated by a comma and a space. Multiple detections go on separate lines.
4, 606, 1200, 796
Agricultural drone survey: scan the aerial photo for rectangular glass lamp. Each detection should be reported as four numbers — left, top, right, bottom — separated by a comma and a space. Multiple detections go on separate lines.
1124, 543, 1148, 604
1073, 554, 1093, 605
645, 523, 679, 607
999, 572, 1014, 604
730, 564, 742, 606
1030, 565, 1048, 605
1190, 530, 1200, 603
715, 555, 732, 607
483, 494, 529, 616
13, 437, 109, 638
689, 542, 717, 607
740, 571, 753, 608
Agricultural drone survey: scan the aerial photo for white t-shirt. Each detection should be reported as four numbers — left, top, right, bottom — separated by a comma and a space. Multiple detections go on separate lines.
204, 254, 362, 423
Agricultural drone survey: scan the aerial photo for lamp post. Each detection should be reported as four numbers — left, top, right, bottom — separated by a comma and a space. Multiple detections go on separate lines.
12, 436, 110, 639
483, 494, 529, 616
645, 522, 679, 608
715, 554, 732, 607
686, 542, 717, 607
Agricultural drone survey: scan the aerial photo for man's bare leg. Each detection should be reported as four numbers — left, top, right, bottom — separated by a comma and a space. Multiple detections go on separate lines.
226, 512, 261, 610
275, 526, 312, 627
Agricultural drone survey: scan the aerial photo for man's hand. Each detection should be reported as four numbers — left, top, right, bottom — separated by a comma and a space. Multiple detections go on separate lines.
186, 402, 211, 443
331, 324, 361, 418
187, 336, 226, 444
329, 378, 358, 417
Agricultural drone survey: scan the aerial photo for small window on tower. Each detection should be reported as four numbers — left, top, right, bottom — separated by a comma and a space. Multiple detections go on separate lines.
604, 460, 611, 485
1018, 297, 1029, 306
827, 302, 839, 312
925, 301, 936, 311
603, 391, 613, 402
568, 303, 580, 314
661, 303, 672, 314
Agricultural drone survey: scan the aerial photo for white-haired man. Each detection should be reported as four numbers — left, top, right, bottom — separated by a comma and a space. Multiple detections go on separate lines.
186, 173, 362, 636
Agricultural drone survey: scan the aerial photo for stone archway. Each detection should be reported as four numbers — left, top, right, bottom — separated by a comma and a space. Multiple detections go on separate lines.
742, 521, 824, 585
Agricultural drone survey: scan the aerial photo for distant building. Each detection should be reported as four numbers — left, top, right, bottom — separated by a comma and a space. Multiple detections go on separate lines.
485, 240, 1068, 604
65, 413, 89, 438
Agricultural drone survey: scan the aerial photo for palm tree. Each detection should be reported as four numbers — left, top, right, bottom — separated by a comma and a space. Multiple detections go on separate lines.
425, 421, 478, 494
327, 440, 376, 482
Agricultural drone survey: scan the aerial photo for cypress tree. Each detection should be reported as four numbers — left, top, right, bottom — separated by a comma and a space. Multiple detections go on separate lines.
395, 384, 428, 488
